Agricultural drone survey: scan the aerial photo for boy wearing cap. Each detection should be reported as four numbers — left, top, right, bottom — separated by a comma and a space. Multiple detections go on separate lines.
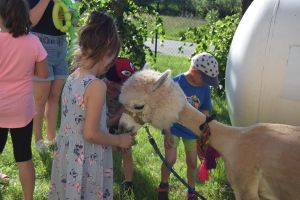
105, 57, 136, 192
157, 52, 219, 200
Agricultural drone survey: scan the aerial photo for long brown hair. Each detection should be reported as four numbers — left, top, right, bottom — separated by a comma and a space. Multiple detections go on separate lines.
74, 11, 121, 67
0, 0, 31, 37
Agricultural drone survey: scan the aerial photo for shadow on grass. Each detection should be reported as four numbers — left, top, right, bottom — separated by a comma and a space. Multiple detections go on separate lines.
113, 153, 157, 200
38, 151, 53, 178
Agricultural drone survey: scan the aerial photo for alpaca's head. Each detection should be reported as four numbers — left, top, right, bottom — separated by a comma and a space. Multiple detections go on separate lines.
118, 68, 187, 132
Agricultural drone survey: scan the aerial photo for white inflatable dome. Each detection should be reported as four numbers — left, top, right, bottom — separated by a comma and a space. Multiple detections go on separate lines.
225, 0, 300, 126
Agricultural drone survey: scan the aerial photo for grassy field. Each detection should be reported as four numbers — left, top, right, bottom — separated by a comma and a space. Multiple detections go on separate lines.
142, 14, 205, 41
0, 54, 233, 200
161, 15, 205, 41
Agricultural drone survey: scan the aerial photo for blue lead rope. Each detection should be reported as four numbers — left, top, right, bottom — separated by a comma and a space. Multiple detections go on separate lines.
144, 126, 207, 200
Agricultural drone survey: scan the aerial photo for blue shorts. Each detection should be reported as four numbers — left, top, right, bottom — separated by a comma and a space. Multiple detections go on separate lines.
32, 32, 68, 81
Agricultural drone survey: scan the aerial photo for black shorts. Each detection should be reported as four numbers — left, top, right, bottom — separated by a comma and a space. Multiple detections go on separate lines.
0, 120, 33, 162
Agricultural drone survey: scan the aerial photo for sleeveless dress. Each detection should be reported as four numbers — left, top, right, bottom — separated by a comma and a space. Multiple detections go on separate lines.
48, 73, 113, 200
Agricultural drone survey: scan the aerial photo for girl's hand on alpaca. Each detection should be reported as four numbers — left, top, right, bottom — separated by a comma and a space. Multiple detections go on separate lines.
118, 133, 133, 149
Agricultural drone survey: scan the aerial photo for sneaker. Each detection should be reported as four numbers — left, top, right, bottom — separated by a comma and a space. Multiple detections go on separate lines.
121, 181, 133, 191
0, 173, 9, 185
35, 139, 48, 154
45, 139, 56, 152
156, 183, 169, 200
121, 181, 133, 196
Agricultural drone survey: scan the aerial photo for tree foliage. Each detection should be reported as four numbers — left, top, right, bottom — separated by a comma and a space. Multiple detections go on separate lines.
241, 0, 253, 16
196, 0, 241, 19
78, 0, 164, 68
135, 0, 241, 19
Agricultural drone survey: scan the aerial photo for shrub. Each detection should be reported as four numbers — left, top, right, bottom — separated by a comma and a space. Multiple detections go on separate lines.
78, 0, 164, 68
197, 0, 241, 19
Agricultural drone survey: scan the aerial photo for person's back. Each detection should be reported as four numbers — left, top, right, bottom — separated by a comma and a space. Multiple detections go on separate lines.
50, 72, 113, 199
0, 33, 47, 127
0, 1, 48, 199
48, 11, 134, 200
59, 73, 108, 137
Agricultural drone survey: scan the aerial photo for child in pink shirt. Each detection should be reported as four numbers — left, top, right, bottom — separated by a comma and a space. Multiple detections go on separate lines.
0, 0, 48, 199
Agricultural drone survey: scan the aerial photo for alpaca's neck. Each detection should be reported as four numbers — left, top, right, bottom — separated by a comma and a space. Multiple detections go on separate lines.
178, 103, 239, 155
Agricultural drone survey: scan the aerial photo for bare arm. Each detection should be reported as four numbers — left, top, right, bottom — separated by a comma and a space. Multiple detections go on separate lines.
34, 58, 48, 78
29, 0, 51, 27
83, 80, 133, 148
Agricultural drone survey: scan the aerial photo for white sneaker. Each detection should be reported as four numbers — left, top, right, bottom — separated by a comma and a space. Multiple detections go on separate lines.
35, 140, 48, 153
45, 139, 56, 151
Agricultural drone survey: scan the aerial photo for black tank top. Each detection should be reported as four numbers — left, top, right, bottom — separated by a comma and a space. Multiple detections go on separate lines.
27, 0, 65, 36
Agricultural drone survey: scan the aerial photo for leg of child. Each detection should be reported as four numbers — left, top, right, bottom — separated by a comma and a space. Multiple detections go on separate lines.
122, 147, 133, 182
45, 79, 64, 142
184, 139, 198, 198
33, 81, 51, 142
157, 136, 178, 200
17, 160, 35, 200
33, 81, 51, 153
186, 149, 197, 188
121, 148, 134, 191
0, 128, 9, 184
11, 121, 35, 200
161, 135, 178, 183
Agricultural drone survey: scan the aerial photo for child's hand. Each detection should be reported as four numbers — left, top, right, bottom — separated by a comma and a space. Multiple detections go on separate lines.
118, 133, 134, 148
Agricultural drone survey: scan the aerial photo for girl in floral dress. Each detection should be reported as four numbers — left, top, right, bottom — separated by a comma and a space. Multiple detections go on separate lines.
48, 11, 134, 200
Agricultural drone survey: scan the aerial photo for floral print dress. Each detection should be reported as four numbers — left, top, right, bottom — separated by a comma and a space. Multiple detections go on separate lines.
48, 73, 113, 200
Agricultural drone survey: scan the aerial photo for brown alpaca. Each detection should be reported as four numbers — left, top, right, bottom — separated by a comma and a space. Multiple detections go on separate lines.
118, 68, 300, 200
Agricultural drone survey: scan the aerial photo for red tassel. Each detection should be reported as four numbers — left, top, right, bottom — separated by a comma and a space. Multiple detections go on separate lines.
197, 160, 209, 182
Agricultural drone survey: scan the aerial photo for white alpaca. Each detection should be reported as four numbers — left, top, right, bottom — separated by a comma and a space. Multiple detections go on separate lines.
119, 68, 300, 200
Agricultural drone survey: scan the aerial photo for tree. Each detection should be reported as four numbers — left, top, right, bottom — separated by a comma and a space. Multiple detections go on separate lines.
241, 0, 253, 16
78, 0, 164, 68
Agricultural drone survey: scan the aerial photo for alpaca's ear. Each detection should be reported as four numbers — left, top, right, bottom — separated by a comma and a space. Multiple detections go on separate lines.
142, 63, 151, 70
152, 69, 171, 92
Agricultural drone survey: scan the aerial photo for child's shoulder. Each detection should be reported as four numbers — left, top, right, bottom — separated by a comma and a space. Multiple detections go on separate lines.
88, 78, 105, 86
84, 78, 107, 101
18, 33, 43, 47
75, 75, 106, 92
173, 73, 184, 80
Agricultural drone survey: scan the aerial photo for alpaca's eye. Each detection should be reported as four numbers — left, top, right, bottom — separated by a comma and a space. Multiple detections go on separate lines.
121, 70, 132, 77
134, 105, 144, 110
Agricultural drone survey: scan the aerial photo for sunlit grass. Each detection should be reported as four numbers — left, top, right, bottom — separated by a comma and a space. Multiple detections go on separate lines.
161, 15, 205, 41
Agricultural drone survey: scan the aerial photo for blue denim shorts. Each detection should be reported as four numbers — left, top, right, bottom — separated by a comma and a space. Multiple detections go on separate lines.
32, 32, 68, 81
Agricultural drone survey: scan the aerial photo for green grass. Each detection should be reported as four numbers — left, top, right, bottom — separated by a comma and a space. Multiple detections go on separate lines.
147, 53, 191, 76
0, 54, 234, 200
140, 14, 205, 41
161, 15, 205, 41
